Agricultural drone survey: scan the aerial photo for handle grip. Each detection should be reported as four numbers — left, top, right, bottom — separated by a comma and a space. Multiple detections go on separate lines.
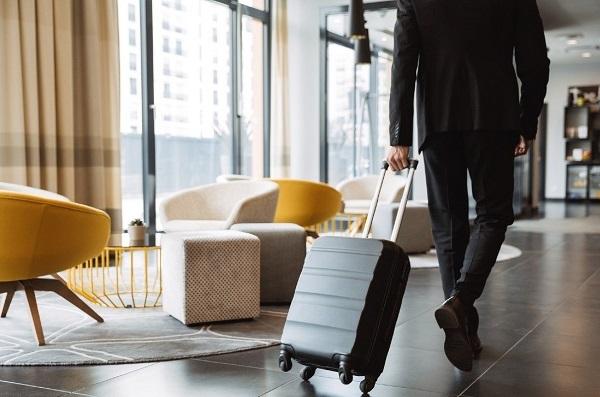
361, 159, 419, 239
390, 161, 419, 242
382, 159, 419, 170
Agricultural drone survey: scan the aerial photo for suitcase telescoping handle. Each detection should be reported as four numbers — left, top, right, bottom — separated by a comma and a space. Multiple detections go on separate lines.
361, 159, 419, 241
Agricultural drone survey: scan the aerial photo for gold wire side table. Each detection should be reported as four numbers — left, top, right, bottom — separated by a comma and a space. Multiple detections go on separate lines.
67, 233, 162, 308
307, 213, 368, 237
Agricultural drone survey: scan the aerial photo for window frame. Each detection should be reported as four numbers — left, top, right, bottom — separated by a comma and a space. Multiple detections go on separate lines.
319, 1, 395, 183
136, 0, 272, 232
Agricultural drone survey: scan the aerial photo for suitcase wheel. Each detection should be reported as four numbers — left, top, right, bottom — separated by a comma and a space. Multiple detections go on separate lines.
300, 366, 316, 381
338, 362, 353, 385
278, 350, 292, 372
360, 376, 377, 394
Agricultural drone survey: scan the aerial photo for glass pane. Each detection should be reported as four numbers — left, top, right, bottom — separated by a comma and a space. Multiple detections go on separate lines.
118, 0, 144, 228
239, 0, 265, 10
240, 15, 265, 177
327, 43, 370, 184
327, 43, 355, 186
326, 10, 395, 51
375, 54, 392, 171
354, 53, 393, 177
590, 166, 600, 199
153, 0, 233, 229
326, 13, 347, 36
567, 165, 588, 199
355, 64, 371, 177
364, 9, 395, 51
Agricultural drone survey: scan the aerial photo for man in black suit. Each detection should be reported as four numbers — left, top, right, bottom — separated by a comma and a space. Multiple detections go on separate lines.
386, 0, 550, 371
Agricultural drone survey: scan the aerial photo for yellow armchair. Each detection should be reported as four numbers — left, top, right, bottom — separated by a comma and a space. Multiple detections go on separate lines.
0, 191, 110, 345
270, 179, 342, 229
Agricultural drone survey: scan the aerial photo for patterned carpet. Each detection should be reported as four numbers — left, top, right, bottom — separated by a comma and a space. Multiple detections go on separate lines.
0, 293, 285, 366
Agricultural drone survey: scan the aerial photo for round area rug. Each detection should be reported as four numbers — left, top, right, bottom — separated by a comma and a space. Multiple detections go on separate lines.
0, 293, 286, 366
409, 244, 522, 269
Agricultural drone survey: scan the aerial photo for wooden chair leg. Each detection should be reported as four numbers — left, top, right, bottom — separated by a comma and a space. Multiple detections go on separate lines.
52, 281, 104, 323
26, 278, 104, 323
51, 273, 67, 285
21, 282, 45, 346
1, 290, 15, 318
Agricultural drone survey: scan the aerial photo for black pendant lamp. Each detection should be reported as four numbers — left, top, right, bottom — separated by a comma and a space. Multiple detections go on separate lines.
355, 29, 371, 64
349, 0, 367, 39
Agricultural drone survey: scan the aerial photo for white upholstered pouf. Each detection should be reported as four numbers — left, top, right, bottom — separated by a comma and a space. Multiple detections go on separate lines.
161, 231, 261, 325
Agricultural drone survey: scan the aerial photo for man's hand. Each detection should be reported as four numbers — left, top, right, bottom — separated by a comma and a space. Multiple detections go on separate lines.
514, 136, 533, 157
387, 146, 410, 171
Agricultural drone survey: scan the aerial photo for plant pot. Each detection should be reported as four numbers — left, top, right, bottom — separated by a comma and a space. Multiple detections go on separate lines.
127, 225, 146, 241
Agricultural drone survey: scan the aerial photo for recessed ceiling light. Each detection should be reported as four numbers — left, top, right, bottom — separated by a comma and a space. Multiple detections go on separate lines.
582, 52, 592, 58
381, 36, 388, 42
561, 33, 584, 45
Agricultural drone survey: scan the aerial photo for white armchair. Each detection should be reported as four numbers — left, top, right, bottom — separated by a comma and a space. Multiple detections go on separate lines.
336, 174, 406, 214
159, 181, 279, 232
216, 174, 252, 183
335, 175, 434, 253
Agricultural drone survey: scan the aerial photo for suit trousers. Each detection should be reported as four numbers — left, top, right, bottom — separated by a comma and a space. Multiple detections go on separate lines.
423, 130, 517, 306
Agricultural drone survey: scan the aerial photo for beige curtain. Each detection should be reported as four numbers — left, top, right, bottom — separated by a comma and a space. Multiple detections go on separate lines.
0, 0, 121, 230
270, 0, 290, 178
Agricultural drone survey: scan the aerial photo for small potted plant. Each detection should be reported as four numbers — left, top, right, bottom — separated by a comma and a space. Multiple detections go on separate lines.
127, 218, 146, 241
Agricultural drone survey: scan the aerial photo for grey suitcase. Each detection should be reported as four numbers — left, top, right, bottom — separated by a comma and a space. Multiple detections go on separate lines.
278, 159, 419, 395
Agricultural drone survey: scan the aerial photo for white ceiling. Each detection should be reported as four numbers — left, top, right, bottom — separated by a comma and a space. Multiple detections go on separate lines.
539, 0, 600, 65
362, 0, 600, 65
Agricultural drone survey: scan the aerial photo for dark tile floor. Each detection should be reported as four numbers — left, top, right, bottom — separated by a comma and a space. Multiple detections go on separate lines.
2, 203, 600, 397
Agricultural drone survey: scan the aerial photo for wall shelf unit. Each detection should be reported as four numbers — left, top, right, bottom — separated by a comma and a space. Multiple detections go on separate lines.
565, 105, 600, 201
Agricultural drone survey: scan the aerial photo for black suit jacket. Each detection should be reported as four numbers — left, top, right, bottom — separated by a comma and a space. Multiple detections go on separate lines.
389, 0, 550, 149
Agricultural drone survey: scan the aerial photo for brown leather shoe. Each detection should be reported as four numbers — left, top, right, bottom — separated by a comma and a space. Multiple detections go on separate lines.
434, 296, 473, 371
468, 306, 482, 358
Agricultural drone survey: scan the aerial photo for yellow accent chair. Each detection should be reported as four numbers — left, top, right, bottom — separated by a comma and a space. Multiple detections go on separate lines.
270, 179, 342, 232
0, 191, 110, 345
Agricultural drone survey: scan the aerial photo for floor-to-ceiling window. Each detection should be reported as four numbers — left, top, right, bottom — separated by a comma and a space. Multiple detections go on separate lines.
118, 0, 270, 230
321, 2, 395, 185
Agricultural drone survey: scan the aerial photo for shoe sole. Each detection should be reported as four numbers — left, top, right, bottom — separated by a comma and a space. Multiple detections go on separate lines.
435, 307, 473, 372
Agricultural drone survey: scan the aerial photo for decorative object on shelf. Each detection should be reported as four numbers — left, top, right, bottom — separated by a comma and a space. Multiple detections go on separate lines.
568, 85, 600, 107
565, 106, 592, 139
67, 233, 162, 308
127, 218, 147, 242
349, 0, 367, 39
